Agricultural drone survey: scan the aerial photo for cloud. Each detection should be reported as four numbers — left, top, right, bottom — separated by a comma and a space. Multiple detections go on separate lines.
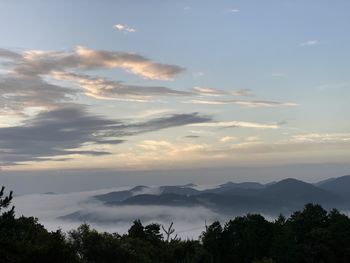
231, 100, 298, 107
0, 76, 76, 115
220, 136, 238, 143
185, 99, 297, 107
190, 121, 280, 129
51, 72, 192, 101
9, 46, 185, 80
216, 133, 350, 156
192, 86, 253, 97
0, 48, 22, 60
184, 135, 200, 139
120, 133, 350, 166
13, 188, 221, 239
186, 99, 227, 105
299, 40, 319, 47
136, 140, 211, 161
291, 133, 350, 143
0, 106, 211, 165
0, 46, 186, 115
192, 87, 226, 96
113, 24, 136, 33
227, 9, 240, 13
230, 89, 254, 96
271, 73, 286, 78
316, 82, 349, 90
229, 139, 350, 155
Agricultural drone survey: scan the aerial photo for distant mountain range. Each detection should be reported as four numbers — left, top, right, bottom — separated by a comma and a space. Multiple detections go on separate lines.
60, 175, 350, 222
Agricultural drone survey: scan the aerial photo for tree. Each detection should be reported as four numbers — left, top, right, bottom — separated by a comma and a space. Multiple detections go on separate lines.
145, 223, 163, 242
161, 222, 178, 242
128, 219, 146, 239
222, 214, 273, 263
201, 221, 223, 262
0, 186, 14, 217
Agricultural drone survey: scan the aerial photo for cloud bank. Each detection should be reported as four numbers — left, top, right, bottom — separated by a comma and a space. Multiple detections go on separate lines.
0, 46, 186, 115
13, 187, 221, 239
0, 106, 211, 165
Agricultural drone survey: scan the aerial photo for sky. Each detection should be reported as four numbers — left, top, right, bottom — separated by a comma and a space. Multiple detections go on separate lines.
0, 0, 350, 190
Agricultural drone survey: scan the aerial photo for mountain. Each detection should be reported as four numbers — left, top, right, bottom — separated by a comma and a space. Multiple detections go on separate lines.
60, 176, 350, 223
317, 175, 350, 198
94, 185, 150, 202
94, 185, 200, 203
257, 178, 342, 208
159, 185, 200, 195
99, 178, 344, 213
204, 181, 265, 194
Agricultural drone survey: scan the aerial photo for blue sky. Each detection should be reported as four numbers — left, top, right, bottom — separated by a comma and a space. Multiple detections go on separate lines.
0, 0, 349, 177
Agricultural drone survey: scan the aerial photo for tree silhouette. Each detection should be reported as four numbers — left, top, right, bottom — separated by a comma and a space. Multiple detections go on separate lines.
0, 186, 14, 217
162, 222, 178, 242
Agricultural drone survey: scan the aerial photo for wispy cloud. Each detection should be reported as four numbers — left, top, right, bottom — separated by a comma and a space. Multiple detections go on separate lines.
271, 73, 286, 78
316, 82, 349, 90
13, 46, 185, 80
137, 140, 211, 160
299, 40, 319, 47
190, 121, 280, 129
291, 133, 350, 143
192, 86, 253, 97
192, 87, 226, 96
113, 24, 136, 33
226, 8, 240, 13
185, 99, 298, 108
51, 72, 192, 101
227, 135, 350, 155
220, 136, 238, 143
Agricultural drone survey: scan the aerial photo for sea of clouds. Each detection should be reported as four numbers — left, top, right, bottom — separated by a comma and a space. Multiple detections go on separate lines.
12, 186, 224, 239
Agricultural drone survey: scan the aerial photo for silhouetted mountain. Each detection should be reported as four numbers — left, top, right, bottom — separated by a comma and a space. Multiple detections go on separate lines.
257, 178, 343, 210
317, 175, 350, 198
94, 185, 150, 202
94, 190, 133, 202
98, 178, 343, 215
63, 176, 350, 223
159, 185, 200, 195
220, 181, 265, 189
94, 185, 200, 202
204, 181, 265, 194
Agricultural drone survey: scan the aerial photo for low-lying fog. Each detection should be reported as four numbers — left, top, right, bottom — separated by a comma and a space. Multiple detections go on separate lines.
12, 185, 270, 239
12, 186, 213, 239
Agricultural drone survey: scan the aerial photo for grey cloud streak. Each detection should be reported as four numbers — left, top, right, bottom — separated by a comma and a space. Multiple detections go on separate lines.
52, 72, 192, 101
0, 48, 22, 60
187, 99, 297, 107
0, 106, 211, 165
0, 76, 75, 115
10, 46, 185, 80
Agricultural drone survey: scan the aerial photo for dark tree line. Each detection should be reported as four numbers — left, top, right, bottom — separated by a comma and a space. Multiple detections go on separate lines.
1, 186, 350, 263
